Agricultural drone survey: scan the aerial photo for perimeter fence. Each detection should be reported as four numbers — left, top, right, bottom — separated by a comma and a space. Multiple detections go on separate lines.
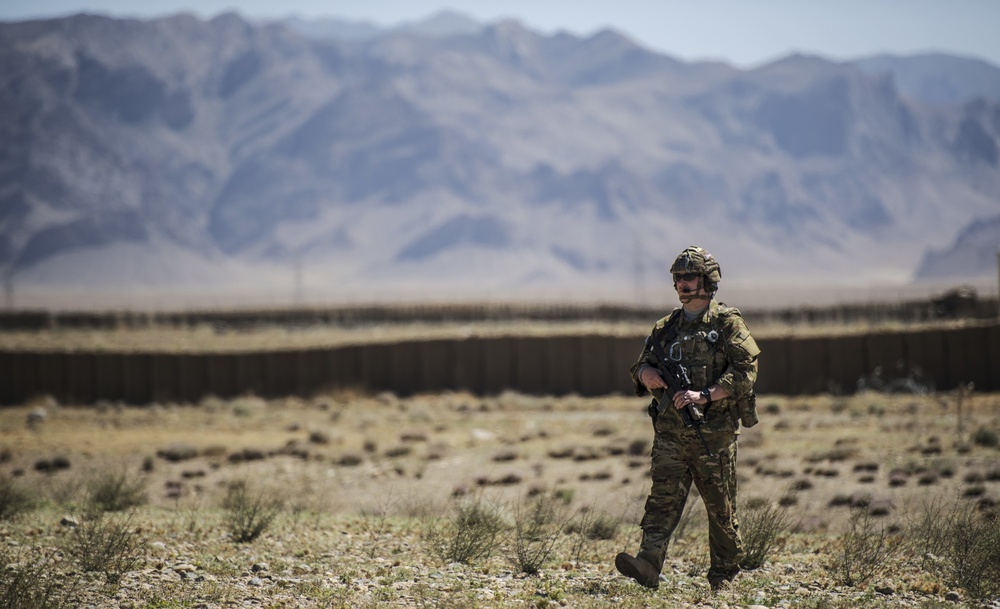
2, 321, 997, 405
0, 291, 996, 331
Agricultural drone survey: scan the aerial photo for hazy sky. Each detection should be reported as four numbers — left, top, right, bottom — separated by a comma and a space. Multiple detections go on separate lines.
2, 0, 999, 68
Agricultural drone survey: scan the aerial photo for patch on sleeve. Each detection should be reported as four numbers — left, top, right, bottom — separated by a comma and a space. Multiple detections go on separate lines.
725, 316, 760, 358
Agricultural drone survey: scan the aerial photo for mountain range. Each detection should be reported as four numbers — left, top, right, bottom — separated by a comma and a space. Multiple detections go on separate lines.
1, 11, 998, 308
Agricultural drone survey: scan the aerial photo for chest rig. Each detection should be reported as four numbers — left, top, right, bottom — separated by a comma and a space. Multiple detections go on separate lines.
652, 308, 724, 391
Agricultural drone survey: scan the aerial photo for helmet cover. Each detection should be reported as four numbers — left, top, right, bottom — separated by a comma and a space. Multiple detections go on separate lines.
671, 246, 721, 289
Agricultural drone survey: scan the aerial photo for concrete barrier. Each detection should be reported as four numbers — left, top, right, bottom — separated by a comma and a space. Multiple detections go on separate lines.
990, 324, 1000, 386
1, 322, 998, 405
182, 355, 211, 402
329, 346, 361, 392
612, 336, 640, 394
865, 332, 907, 379
359, 343, 393, 395
151, 354, 179, 403
452, 338, 486, 394
546, 336, 580, 395
945, 326, 991, 391
207, 354, 239, 399
122, 354, 152, 404
906, 329, 947, 391
421, 340, 455, 393
514, 337, 548, 395
482, 338, 516, 395
787, 337, 830, 395
578, 335, 616, 396
389, 341, 424, 396
299, 350, 330, 398
67, 353, 99, 404
827, 335, 867, 394
756, 337, 789, 395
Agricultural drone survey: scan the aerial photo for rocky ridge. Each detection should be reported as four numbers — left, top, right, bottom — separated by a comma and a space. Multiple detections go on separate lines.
1, 12, 999, 304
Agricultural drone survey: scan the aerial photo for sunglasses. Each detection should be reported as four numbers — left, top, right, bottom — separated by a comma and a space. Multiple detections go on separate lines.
673, 273, 700, 282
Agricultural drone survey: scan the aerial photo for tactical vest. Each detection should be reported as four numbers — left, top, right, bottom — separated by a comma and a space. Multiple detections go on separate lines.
650, 302, 759, 432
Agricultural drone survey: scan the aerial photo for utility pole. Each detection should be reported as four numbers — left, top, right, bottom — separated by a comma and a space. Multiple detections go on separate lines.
633, 241, 645, 306
996, 248, 1000, 318
3, 269, 11, 309
293, 257, 304, 307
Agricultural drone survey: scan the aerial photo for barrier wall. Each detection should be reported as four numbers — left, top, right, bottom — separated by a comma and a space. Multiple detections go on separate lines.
1, 323, 997, 405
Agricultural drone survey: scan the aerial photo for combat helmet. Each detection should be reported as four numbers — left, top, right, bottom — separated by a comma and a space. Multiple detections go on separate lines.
671, 246, 721, 293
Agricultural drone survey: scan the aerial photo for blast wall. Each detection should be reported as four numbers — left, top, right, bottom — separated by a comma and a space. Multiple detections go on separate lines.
2, 324, 997, 405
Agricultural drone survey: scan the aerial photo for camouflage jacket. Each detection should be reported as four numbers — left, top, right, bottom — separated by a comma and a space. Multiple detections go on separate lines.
629, 299, 760, 432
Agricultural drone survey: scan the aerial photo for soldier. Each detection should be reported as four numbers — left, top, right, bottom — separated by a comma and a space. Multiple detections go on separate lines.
615, 245, 760, 592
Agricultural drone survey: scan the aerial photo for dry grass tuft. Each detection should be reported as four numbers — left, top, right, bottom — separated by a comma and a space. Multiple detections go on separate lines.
827, 506, 905, 586
86, 468, 147, 512
739, 496, 792, 570
68, 509, 146, 584
222, 479, 282, 543
0, 545, 73, 609
427, 496, 506, 564
0, 475, 37, 520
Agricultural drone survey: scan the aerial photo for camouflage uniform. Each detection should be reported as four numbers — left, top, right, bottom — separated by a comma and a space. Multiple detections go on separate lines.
626, 297, 760, 587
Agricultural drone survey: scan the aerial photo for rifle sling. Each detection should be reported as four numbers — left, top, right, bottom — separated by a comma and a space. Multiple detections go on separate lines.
646, 314, 684, 417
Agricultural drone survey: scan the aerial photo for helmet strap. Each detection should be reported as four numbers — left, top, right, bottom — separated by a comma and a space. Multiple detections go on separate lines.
676, 276, 712, 304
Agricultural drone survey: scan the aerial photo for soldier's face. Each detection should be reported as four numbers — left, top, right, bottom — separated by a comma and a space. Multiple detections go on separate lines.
673, 273, 705, 304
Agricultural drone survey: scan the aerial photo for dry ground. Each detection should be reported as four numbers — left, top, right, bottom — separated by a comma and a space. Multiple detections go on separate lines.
2, 388, 1000, 608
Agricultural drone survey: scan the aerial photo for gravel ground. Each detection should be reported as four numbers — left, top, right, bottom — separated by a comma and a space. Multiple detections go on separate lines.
4, 506, 996, 609
3, 391, 999, 608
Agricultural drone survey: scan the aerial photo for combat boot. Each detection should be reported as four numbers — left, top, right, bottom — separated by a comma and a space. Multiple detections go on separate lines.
614, 550, 661, 589
708, 567, 740, 591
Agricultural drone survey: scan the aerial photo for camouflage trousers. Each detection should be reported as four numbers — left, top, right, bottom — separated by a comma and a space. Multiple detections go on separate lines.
639, 427, 743, 577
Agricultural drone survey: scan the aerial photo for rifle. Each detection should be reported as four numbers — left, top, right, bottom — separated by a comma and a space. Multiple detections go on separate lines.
643, 335, 714, 457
